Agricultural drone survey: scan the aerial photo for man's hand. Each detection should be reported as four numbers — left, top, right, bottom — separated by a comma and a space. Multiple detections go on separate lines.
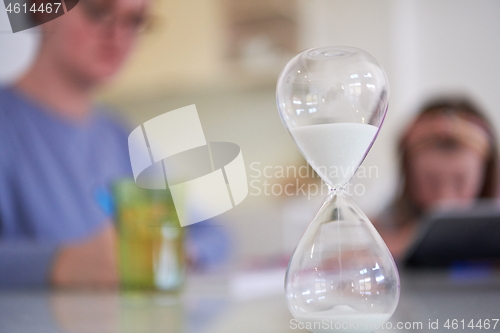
51, 223, 119, 288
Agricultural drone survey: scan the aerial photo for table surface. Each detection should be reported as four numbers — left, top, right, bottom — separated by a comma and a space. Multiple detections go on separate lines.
1, 269, 499, 333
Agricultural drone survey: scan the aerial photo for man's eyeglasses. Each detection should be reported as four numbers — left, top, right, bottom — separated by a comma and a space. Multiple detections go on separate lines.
79, 0, 151, 37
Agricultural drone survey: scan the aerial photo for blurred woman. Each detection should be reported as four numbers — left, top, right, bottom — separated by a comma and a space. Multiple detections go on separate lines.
377, 97, 499, 259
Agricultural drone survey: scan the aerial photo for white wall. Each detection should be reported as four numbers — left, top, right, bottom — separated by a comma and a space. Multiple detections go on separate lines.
412, 0, 500, 126
0, 8, 38, 83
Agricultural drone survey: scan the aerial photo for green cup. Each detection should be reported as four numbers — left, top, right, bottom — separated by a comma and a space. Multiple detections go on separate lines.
113, 179, 185, 291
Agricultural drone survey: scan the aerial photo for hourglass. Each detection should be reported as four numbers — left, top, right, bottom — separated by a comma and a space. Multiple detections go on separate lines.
277, 46, 400, 332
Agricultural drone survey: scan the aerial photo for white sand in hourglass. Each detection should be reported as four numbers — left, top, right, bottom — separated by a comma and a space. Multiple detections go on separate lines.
295, 305, 391, 333
290, 123, 378, 187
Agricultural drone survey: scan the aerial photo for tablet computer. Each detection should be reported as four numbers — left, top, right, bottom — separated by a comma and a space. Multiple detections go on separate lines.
402, 201, 500, 268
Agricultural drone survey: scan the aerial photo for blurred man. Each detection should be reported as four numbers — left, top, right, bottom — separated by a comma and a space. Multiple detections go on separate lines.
0, 0, 150, 288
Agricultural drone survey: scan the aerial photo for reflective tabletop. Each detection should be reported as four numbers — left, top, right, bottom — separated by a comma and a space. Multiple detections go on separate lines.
1, 269, 499, 333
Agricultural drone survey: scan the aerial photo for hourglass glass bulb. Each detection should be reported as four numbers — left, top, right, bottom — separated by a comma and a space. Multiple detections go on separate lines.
285, 190, 399, 332
277, 46, 389, 188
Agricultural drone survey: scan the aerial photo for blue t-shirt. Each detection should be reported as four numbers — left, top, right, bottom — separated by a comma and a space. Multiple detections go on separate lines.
0, 86, 132, 288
